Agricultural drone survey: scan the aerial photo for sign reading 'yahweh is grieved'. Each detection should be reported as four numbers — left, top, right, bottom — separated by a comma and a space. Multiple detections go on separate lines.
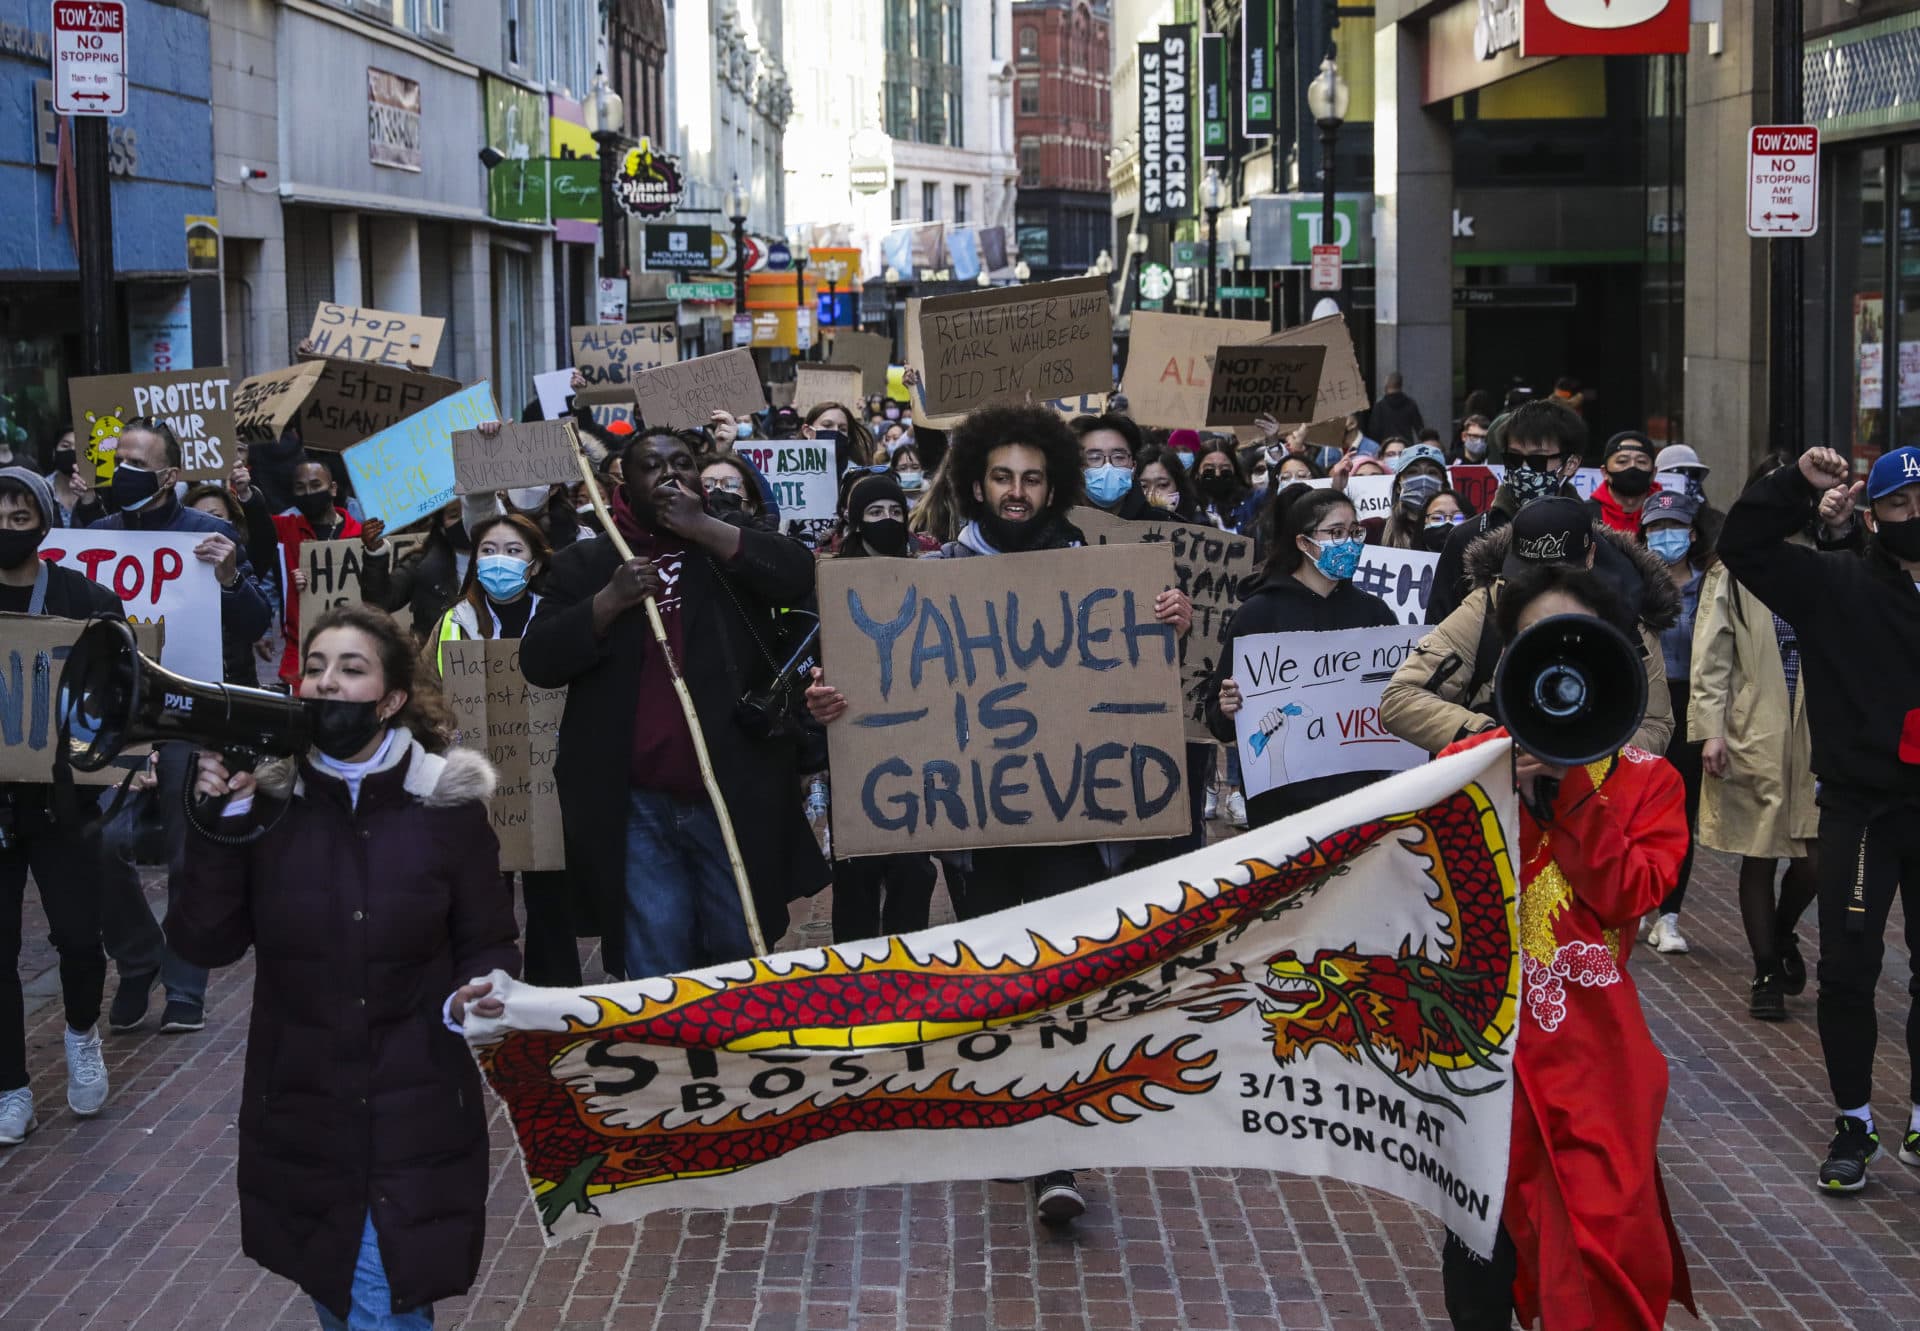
916, 276, 1113, 417
819, 544, 1189, 859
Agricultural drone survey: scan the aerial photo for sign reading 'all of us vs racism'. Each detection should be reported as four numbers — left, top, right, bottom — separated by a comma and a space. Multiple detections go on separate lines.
819, 545, 1190, 857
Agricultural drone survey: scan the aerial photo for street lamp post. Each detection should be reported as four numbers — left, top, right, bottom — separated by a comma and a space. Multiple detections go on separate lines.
793, 243, 811, 359
884, 265, 902, 359
725, 176, 750, 327
823, 258, 846, 328
1202, 165, 1223, 317
1013, 259, 1031, 283
584, 67, 627, 282
1305, 56, 1350, 295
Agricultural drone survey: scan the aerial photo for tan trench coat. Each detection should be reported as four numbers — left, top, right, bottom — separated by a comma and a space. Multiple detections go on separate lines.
1688, 561, 1817, 858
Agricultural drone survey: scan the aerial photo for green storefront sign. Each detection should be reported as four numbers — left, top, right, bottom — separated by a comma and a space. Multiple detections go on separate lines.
1242, 0, 1275, 136
667, 282, 733, 300
1217, 285, 1264, 300
1247, 194, 1374, 269
484, 78, 549, 224
548, 159, 600, 222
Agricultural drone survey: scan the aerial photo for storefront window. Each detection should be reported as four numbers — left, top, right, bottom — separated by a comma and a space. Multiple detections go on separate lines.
1897, 145, 1920, 455
1842, 151, 1887, 468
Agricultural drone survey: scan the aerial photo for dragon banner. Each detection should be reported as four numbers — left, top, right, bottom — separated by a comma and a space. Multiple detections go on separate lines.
466, 739, 1523, 1255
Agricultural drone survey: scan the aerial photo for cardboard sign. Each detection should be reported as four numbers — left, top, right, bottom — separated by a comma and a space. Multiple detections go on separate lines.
69, 367, 237, 484
818, 543, 1190, 858
1251, 315, 1368, 423
0, 614, 162, 785
631, 349, 765, 429
571, 321, 677, 387
1122, 311, 1270, 428
295, 534, 426, 646
572, 385, 637, 432
233, 360, 464, 450
1232, 625, 1427, 798
533, 368, 575, 421
442, 639, 566, 872
1205, 345, 1328, 426
38, 530, 222, 683
903, 297, 964, 430
916, 276, 1113, 417
343, 383, 501, 531
1352, 546, 1440, 625
825, 328, 894, 395
307, 303, 444, 370
736, 441, 837, 524
1041, 392, 1110, 421
792, 365, 864, 416
452, 420, 582, 495
1068, 508, 1255, 744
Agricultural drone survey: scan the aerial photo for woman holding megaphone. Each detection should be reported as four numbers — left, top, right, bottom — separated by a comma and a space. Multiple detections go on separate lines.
167, 603, 520, 1331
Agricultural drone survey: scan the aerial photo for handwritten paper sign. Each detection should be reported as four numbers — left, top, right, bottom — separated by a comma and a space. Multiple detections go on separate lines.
1205, 345, 1328, 427
826, 328, 894, 395
533, 368, 575, 421
1122, 311, 1270, 429
452, 420, 582, 494
1069, 507, 1253, 743
737, 441, 836, 524
307, 303, 444, 370
1251, 315, 1368, 423
343, 383, 500, 531
819, 543, 1189, 857
0, 615, 161, 784
571, 321, 677, 387
39, 530, 222, 684
632, 349, 765, 428
442, 639, 566, 872
1232, 625, 1427, 798
69, 367, 236, 483
917, 275, 1112, 416
296, 534, 426, 642
1353, 546, 1440, 624
233, 360, 464, 450
792, 365, 864, 415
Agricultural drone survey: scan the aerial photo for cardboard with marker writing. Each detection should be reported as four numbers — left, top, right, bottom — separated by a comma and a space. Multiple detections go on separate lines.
825, 328, 894, 395
631, 349, 765, 428
1121, 310, 1269, 429
792, 365, 865, 416
1250, 315, 1368, 422
296, 534, 427, 644
0, 614, 162, 784
1204, 345, 1328, 427
571, 321, 677, 387
452, 420, 582, 494
306, 304, 445, 370
442, 638, 566, 871
818, 543, 1189, 857
232, 360, 464, 451
916, 276, 1113, 416
69, 367, 237, 484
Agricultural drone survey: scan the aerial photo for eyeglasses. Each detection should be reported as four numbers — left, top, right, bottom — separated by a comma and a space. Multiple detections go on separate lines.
1463, 430, 1488, 441
703, 478, 745, 495
1083, 449, 1132, 468
1311, 526, 1363, 543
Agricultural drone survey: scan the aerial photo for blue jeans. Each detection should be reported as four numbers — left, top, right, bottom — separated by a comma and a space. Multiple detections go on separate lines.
312, 1214, 432, 1330
624, 788, 754, 980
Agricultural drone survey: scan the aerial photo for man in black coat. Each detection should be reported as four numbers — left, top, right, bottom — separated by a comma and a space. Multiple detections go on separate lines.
0, 468, 120, 1143
521, 428, 826, 984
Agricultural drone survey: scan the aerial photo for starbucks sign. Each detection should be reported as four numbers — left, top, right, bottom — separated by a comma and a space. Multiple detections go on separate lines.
613, 138, 685, 217
1138, 262, 1174, 300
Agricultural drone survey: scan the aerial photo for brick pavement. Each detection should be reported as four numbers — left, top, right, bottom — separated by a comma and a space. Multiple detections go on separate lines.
2, 845, 1917, 1331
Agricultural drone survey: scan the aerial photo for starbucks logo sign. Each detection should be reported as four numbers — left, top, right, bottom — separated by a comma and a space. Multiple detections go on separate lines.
1139, 262, 1174, 301
614, 138, 685, 217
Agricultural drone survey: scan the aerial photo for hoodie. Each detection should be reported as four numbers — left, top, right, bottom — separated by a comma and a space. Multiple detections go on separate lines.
1368, 390, 1425, 445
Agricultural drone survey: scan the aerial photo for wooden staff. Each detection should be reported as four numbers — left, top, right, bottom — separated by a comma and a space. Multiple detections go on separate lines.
572, 444, 768, 956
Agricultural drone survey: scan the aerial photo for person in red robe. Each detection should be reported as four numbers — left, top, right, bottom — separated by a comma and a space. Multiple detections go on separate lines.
1438, 562, 1695, 1331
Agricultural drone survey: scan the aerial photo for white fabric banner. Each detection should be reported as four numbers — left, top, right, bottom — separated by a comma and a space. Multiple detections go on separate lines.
1231, 625, 1428, 798
467, 742, 1523, 1256
39, 528, 224, 682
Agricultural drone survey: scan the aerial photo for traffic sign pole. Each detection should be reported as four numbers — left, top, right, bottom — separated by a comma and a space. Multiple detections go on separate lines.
1766, 0, 1807, 467
53, 2, 129, 374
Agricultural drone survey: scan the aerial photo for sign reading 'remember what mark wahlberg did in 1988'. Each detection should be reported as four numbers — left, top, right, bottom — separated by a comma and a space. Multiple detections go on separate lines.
818, 543, 1190, 859
68, 367, 236, 484
915, 275, 1112, 418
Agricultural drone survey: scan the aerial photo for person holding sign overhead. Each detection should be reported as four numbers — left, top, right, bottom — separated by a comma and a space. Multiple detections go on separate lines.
1204, 484, 1400, 828
520, 428, 825, 983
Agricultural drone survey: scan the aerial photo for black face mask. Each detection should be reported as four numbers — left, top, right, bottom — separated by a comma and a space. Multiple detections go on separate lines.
1876, 516, 1920, 563
305, 698, 388, 761
294, 490, 336, 523
445, 519, 471, 550
108, 465, 164, 515
860, 518, 910, 557
706, 490, 746, 516
1197, 472, 1238, 501
979, 507, 1047, 552
1608, 466, 1654, 498
1420, 523, 1456, 553
53, 450, 76, 476
0, 525, 47, 571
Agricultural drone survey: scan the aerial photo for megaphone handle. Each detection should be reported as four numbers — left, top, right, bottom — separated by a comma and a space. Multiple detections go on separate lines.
1524, 775, 1562, 824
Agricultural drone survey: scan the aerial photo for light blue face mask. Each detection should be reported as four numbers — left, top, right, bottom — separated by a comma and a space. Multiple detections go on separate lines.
1645, 528, 1692, 565
476, 554, 532, 601
1085, 463, 1133, 505
1310, 536, 1366, 581
1173, 450, 1196, 473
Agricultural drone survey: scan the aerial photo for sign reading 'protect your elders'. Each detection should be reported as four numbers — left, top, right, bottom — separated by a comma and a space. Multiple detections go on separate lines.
467, 742, 1523, 1255
916, 276, 1113, 418
818, 544, 1189, 858
68, 367, 236, 484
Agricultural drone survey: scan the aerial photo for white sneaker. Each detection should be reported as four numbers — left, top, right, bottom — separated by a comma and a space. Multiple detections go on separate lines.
0, 1087, 36, 1145
1226, 792, 1248, 829
64, 1025, 109, 1117
1648, 913, 1690, 955
1204, 787, 1219, 822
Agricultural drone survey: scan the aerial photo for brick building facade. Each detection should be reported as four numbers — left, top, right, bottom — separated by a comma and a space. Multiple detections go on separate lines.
1012, 0, 1112, 280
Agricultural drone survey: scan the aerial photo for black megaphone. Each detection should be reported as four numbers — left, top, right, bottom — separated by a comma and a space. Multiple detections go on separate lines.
57, 617, 312, 773
1492, 613, 1646, 767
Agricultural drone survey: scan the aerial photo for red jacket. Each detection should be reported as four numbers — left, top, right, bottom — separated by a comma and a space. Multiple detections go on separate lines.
272, 507, 362, 683
1589, 481, 1648, 534
1440, 729, 1695, 1331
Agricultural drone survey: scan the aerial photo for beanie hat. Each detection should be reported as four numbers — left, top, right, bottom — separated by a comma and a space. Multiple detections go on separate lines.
0, 465, 57, 529
846, 472, 907, 525
1167, 428, 1202, 455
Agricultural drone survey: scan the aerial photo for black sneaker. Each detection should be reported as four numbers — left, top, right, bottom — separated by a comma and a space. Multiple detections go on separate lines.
1776, 933, 1808, 996
159, 999, 205, 1034
1899, 1129, 1920, 1169
1750, 971, 1787, 1022
1033, 1170, 1085, 1225
1818, 1116, 1879, 1192
107, 969, 159, 1033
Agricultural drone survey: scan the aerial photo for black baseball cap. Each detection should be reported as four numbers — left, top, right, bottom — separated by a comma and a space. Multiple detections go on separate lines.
1503, 497, 1594, 578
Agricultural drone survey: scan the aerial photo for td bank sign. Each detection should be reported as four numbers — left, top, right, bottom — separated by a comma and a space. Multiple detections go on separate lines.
1248, 194, 1374, 269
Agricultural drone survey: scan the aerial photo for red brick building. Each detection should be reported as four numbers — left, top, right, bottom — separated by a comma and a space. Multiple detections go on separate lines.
1012, 0, 1112, 280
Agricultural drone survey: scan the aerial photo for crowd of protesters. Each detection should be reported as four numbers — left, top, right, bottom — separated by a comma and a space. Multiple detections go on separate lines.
2, 338, 1917, 1331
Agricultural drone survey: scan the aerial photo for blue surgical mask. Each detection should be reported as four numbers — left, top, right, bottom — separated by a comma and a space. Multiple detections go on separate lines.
1645, 529, 1692, 565
1085, 463, 1133, 505
1310, 536, 1366, 581
1313, 445, 1343, 472
1174, 450, 1196, 472
735, 422, 753, 439
476, 554, 532, 601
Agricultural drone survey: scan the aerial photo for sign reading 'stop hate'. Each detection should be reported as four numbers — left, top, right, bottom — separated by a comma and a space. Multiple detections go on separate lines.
233, 360, 463, 450
69, 368, 236, 483
818, 544, 1189, 858
307, 303, 444, 370
917, 276, 1112, 417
